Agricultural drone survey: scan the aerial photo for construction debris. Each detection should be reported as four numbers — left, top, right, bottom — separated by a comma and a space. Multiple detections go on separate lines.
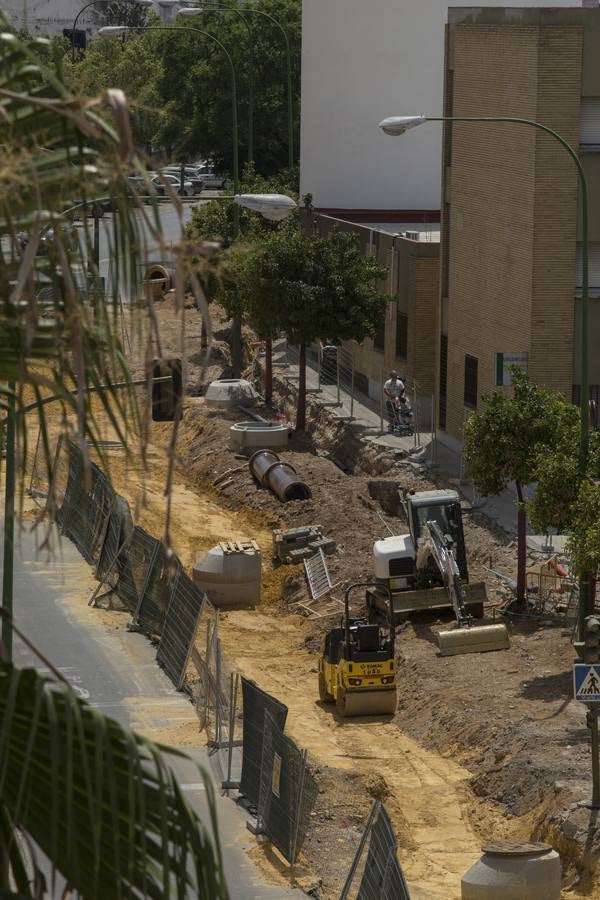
273, 525, 337, 564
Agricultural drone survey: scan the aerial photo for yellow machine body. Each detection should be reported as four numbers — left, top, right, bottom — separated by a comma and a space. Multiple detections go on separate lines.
318, 617, 397, 717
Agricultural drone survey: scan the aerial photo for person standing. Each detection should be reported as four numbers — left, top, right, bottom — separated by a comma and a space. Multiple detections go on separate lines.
384, 371, 406, 431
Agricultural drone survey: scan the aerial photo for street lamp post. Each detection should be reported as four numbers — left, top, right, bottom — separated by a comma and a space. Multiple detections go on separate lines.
179, 5, 255, 164
379, 113, 590, 638
179, 4, 295, 170
70, 0, 153, 63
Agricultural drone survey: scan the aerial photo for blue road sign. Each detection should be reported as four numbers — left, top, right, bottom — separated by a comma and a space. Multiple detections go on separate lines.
574, 664, 600, 703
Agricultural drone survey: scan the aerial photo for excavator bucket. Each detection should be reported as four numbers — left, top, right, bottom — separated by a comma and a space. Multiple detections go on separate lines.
437, 622, 510, 656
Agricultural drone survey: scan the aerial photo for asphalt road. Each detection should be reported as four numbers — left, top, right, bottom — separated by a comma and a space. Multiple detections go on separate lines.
4, 524, 303, 899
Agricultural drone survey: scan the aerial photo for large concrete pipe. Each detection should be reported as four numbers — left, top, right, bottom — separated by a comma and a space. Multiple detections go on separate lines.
461, 842, 561, 899
248, 449, 311, 502
144, 263, 173, 301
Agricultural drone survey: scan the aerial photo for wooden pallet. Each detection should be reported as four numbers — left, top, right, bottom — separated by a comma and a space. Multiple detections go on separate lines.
219, 539, 260, 555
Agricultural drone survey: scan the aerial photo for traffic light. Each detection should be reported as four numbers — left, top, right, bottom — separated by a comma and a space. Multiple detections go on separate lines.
151, 358, 183, 422
584, 616, 600, 664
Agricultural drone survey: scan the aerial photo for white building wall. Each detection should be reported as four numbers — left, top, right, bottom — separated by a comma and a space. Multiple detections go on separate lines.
300, 0, 584, 213
3, 0, 95, 36
3, 0, 174, 38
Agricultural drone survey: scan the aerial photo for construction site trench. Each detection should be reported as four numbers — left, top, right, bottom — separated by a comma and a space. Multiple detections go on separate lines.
30, 300, 600, 899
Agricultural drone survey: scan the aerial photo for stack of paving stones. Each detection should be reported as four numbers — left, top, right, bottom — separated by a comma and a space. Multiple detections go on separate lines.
272, 525, 337, 564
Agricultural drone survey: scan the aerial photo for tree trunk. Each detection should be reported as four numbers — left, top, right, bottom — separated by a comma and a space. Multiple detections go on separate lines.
590, 573, 597, 614
200, 317, 208, 351
515, 481, 527, 607
296, 343, 306, 431
265, 337, 272, 406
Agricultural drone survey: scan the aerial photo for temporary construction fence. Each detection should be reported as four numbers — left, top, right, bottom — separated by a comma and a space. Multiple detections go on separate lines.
258, 710, 318, 865
42, 439, 204, 692
56, 441, 114, 565
240, 677, 288, 808
30, 436, 404, 887
340, 801, 411, 900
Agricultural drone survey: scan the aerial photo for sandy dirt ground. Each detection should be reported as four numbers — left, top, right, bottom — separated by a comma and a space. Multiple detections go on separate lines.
21, 298, 600, 897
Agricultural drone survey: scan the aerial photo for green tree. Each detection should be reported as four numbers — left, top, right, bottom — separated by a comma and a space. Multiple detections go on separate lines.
187, 162, 298, 248
67, 21, 165, 154
69, 0, 301, 173
464, 368, 579, 604
95, 0, 149, 28
238, 226, 387, 429
566, 481, 600, 580
0, 22, 226, 895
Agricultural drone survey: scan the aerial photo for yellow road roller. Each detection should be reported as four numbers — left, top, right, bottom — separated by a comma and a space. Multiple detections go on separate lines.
318, 582, 396, 717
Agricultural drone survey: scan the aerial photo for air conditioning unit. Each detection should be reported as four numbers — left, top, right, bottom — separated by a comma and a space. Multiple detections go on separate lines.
404, 231, 419, 241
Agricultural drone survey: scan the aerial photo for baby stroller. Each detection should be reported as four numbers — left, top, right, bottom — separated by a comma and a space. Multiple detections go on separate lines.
387, 395, 414, 436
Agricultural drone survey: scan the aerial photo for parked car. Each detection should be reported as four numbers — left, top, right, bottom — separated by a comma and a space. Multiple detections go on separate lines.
194, 165, 227, 190
152, 173, 194, 197
162, 166, 205, 195
127, 175, 165, 196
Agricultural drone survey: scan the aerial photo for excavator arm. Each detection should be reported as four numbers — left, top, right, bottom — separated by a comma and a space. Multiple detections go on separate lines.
426, 521, 473, 628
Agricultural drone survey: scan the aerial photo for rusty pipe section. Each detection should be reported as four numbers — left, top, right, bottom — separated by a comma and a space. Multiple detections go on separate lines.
248, 449, 311, 502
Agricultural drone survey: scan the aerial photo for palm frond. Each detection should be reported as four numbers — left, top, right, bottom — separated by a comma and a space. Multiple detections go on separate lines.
0, 662, 228, 899
0, 19, 164, 490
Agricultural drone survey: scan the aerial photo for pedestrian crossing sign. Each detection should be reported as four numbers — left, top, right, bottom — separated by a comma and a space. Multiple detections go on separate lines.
574, 664, 600, 703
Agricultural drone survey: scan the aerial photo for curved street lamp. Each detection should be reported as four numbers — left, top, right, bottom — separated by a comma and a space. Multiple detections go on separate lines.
99, 23, 240, 211
70, 0, 153, 63
177, 5, 255, 164
379, 112, 591, 635
178, 5, 294, 170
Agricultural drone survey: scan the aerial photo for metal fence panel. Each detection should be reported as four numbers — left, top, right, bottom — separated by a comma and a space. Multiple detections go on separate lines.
134, 534, 172, 636
157, 565, 205, 689
356, 804, 410, 900
258, 710, 318, 864
96, 495, 133, 585
240, 678, 288, 808
56, 442, 114, 564
114, 525, 155, 615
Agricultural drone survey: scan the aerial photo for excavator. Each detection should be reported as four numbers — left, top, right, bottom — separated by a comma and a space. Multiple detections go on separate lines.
366, 489, 509, 656
319, 583, 397, 716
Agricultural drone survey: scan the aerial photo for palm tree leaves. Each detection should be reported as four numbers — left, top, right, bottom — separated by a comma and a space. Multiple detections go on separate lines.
0, 18, 163, 495
0, 662, 227, 899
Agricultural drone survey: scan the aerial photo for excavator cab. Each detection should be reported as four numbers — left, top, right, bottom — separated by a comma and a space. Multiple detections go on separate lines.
319, 585, 397, 717
408, 492, 468, 580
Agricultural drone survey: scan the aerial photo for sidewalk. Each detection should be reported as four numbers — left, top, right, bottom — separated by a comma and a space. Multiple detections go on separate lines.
272, 339, 430, 457
272, 340, 562, 552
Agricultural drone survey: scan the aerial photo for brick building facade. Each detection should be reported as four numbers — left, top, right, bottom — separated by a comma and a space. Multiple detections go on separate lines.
439, 7, 600, 446
308, 213, 440, 405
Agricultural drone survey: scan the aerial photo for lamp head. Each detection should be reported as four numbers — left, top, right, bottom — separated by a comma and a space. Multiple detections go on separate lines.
176, 7, 204, 16
378, 115, 427, 136
234, 193, 297, 222
98, 25, 130, 36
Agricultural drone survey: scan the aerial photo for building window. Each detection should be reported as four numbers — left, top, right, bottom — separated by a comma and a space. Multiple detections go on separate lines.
580, 98, 600, 151
373, 321, 385, 352
395, 312, 408, 359
464, 355, 478, 409
439, 335, 448, 430
576, 243, 600, 293
573, 384, 600, 429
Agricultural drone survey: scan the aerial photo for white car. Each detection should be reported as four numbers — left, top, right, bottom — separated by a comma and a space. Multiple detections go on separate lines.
152, 173, 194, 197
195, 166, 227, 189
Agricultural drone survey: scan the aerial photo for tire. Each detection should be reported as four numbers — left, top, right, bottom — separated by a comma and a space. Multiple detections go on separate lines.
336, 684, 347, 716
318, 669, 333, 703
